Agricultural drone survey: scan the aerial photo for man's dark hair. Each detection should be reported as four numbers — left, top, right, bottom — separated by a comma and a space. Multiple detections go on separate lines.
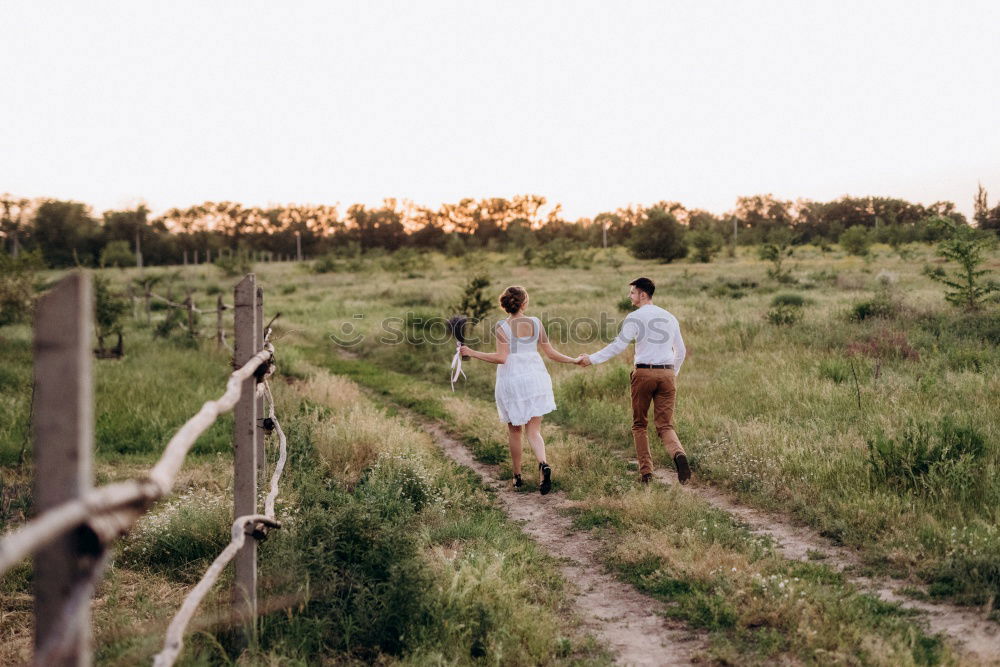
629, 277, 655, 298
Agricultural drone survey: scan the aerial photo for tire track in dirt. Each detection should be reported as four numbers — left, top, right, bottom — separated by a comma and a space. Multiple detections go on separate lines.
419, 420, 707, 667
647, 466, 1000, 665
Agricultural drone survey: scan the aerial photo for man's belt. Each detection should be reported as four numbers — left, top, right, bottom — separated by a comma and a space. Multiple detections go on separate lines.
635, 364, 674, 369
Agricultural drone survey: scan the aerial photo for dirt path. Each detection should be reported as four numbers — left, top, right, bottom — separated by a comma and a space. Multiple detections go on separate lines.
329, 352, 997, 663
420, 421, 707, 666
649, 467, 1000, 664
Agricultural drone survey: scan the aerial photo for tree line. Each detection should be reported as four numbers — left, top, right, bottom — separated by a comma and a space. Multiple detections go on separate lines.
2, 189, 999, 268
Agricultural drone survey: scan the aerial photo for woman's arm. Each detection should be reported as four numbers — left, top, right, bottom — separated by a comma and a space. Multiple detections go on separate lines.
538, 321, 581, 364
459, 325, 510, 365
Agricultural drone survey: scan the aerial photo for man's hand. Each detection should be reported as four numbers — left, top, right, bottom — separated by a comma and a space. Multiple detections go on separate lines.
577, 354, 592, 367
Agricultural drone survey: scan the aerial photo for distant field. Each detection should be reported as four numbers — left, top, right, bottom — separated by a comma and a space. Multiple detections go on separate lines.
1, 241, 997, 664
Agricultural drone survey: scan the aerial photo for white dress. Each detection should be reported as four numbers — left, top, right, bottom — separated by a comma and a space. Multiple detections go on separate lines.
494, 317, 557, 426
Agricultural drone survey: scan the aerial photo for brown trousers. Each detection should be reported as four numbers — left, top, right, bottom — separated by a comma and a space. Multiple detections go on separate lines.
630, 368, 686, 475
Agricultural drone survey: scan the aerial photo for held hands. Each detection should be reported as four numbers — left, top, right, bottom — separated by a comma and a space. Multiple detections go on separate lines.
575, 354, 592, 367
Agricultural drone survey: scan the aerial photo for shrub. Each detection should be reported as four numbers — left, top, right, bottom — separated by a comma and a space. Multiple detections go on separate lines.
617, 296, 636, 313
765, 303, 803, 326
758, 228, 795, 281
770, 293, 806, 308
849, 293, 898, 321
765, 292, 806, 325
383, 247, 421, 274
708, 278, 757, 300
867, 418, 986, 494
839, 225, 873, 256
214, 250, 253, 277
94, 275, 129, 354
312, 253, 339, 274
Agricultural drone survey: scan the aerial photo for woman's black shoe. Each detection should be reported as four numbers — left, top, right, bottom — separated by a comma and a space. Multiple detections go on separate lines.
539, 463, 552, 495
513, 474, 523, 488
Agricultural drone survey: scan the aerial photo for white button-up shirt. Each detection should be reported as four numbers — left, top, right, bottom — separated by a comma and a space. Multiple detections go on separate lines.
589, 303, 686, 374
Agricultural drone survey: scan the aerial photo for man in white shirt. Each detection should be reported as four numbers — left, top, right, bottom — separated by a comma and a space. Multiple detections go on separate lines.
579, 277, 691, 485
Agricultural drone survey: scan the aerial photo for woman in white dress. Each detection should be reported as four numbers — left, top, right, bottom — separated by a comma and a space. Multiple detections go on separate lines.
460, 286, 581, 494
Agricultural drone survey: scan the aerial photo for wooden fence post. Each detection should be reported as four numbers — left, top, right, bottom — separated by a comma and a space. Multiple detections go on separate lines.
216, 295, 225, 348
255, 286, 265, 472
33, 271, 98, 666
232, 274, 258, 642
185, 293, 196, 338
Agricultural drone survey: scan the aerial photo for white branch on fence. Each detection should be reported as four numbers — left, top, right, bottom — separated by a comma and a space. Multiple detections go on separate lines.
152, 513, 280, 667
262, 376, 287, 518
154, 341, 288, 667
0, 347, 274, 577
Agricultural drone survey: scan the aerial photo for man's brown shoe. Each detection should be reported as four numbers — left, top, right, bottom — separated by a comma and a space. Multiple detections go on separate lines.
640, 473, 653, 485
674, 454, 691, 485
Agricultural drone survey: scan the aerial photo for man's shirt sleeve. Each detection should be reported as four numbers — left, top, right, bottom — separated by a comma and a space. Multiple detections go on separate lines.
590, 315, 639, 365
673, 320, 686, 375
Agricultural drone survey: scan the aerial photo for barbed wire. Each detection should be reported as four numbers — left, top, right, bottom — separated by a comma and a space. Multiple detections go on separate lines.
154, 361, 287, 667
148, 291, 234, 314
0, 345, 273, 576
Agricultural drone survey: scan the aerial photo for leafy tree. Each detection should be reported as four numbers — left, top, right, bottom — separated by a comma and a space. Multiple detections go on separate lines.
974, 183, 1000, 235
733, 194, 794, 244
33, 200, 101, 267
1, 195, 33, 258
840, 225, 873, 256
928, 219, 999, 310
453, 275, 493, 323
0, 251, 43, 325
627, 208, 687, 262
687, 229, 723, 263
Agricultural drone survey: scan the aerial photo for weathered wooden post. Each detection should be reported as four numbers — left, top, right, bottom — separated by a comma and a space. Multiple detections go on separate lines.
216, 295, 226, 348
33, 271, 99, 666
255, 286, 265, 472
232, 274, 259, 642
184, 293, 196, 338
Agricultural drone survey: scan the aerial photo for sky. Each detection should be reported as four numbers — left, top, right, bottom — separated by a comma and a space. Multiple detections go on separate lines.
2, 0, 998, 222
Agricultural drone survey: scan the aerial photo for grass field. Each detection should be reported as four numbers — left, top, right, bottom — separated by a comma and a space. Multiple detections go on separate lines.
1, 240, 998, 664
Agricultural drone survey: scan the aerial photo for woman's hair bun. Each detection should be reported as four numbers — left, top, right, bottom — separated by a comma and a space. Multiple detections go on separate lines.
499, 286, 528, 314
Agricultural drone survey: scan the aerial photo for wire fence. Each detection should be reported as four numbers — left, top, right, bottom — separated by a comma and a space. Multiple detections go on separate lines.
0, 271, 286, 666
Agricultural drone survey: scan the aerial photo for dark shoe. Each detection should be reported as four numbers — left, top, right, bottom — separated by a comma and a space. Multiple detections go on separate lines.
640, 473, 653, 485
513, 474, 523, 489
539, 463, 552, 495
674, 454, 691, 485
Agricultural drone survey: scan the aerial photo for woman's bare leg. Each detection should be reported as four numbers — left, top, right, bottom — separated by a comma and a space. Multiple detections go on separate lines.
525, 417, 547, 464
507, 423, 524, 475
